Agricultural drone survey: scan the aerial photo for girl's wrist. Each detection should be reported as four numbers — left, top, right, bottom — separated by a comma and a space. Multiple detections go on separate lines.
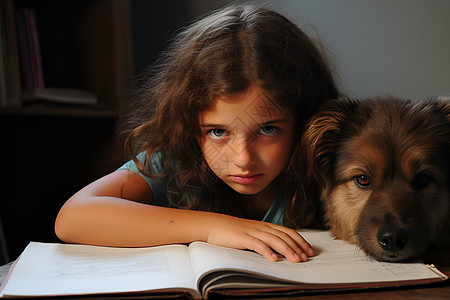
180, 210, 226, 243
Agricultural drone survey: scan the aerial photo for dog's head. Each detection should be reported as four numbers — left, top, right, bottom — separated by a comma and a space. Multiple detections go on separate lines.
303, 96, 450, 262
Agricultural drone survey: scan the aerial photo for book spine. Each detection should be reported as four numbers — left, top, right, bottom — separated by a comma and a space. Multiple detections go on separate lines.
3, 0, 21, 106
25, 8, 44, 89
30, 9, 44, 89
0, 0, 6, 106
15, 10, 33, 91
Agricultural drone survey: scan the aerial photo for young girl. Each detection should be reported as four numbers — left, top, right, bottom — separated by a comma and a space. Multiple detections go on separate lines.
55, 4, 339, 263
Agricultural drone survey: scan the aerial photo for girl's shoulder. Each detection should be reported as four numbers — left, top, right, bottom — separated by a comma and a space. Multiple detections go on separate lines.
118, 152, 170, 206
119, 152, 167, 174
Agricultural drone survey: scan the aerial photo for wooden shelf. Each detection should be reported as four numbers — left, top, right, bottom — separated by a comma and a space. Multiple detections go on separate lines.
2, 0, 133, 114
0, 0, 132, 259
0, 105, 116, 118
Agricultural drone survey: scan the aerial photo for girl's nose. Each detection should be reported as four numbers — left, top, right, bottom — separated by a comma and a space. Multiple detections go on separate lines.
232, 136, 256, 169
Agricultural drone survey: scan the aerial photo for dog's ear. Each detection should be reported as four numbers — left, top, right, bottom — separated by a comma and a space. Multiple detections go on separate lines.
434, 96, 450, 161
302, 98, 358, 183
436, 96, 450, 122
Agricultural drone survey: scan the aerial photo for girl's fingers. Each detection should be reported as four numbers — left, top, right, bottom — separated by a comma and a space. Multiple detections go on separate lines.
206, 216, 313, 263
256, 231, 304, 262
274, 226, 314, 256
246, 236, 281, 262
252, 224, 314, 262
278, 227, 315, 257
249, 228, 309, 262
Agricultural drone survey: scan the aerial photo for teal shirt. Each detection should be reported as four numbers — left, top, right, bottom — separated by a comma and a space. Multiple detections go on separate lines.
119, 153, 286, 225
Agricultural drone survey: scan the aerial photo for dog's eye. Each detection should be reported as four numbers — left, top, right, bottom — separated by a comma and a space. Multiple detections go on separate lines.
354, 175, 371, 188
413, 174, 430, 189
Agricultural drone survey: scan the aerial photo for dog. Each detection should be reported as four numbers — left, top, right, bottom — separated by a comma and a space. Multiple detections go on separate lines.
303, 95, 450, 262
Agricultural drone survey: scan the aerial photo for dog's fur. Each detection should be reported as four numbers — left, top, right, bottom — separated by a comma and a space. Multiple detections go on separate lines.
303, 95, 450, 262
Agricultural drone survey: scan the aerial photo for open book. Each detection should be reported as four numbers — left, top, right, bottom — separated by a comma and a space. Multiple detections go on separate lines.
0, 230, 447, 299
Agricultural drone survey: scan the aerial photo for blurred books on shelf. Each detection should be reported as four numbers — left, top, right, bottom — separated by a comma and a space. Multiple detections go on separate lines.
0, 0, 21, 107
0, 1, 99, 108
15, 7, 44, 92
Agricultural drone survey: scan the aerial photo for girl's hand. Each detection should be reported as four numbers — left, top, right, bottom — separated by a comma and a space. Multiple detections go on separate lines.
206, 215, 314, 262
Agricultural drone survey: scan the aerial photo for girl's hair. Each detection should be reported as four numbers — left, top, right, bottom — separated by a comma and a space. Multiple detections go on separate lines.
124, 4, 339, 228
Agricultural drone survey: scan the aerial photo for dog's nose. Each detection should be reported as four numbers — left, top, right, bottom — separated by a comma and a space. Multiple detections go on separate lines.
377, 228, 409, 252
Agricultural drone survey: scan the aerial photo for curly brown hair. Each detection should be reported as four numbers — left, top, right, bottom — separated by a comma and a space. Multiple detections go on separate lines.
124, 4, 339, 228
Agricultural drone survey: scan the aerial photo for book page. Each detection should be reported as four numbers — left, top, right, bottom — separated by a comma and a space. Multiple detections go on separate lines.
189, 229, 445, 289
1, 242, 199, 298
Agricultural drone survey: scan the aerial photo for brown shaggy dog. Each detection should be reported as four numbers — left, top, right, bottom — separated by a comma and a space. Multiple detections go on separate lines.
303, 95, 450, 262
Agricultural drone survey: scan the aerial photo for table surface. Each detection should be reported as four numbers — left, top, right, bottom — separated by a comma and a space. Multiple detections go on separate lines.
0, 248, 448, 299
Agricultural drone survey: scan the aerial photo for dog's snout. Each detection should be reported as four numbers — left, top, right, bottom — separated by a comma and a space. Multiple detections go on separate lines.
377, 228, 409, 252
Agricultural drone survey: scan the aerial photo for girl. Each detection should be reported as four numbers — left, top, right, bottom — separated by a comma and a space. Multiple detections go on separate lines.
55, 4, 339, 263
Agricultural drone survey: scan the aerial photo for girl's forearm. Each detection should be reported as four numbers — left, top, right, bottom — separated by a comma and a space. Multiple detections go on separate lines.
55, 194, 314, 262
55, 196, 215, 247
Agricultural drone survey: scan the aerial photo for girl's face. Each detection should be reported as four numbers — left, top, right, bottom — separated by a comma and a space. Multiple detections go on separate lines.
198, 85, 295, 196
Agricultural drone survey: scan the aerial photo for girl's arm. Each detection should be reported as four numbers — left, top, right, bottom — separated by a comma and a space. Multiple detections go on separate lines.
55, 170, 314, 262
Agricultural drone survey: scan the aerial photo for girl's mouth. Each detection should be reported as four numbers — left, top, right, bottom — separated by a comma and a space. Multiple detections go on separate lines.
229, 174, 263, 184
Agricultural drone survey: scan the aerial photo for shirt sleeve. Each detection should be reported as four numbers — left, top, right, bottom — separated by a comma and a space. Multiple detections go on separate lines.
118, 152, 170, 206
261, 189, 285, 226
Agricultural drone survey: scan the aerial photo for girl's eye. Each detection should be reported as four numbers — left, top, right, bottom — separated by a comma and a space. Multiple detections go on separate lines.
208, 129, 228, 139
259, 125, 280, 136
354, 175, 371, 189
